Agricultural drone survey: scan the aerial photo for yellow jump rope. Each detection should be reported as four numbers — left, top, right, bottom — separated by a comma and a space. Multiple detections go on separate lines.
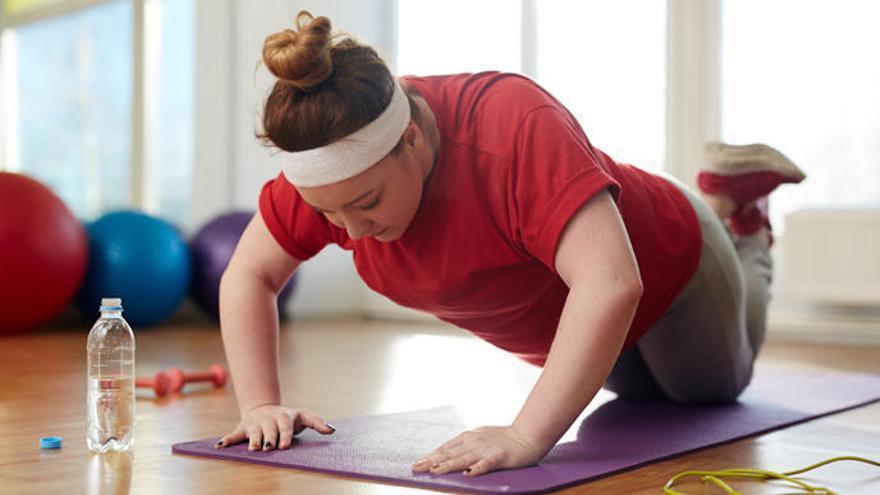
663, 456, 880, 495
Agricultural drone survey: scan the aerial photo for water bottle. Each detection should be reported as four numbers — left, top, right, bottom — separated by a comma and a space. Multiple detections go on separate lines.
87, 298, 135, 453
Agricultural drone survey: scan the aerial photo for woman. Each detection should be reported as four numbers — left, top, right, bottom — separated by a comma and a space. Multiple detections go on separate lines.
215, 12, 805, 477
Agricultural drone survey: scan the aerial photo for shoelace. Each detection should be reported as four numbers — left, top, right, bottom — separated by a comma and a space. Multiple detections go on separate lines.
663, 456, 880, 495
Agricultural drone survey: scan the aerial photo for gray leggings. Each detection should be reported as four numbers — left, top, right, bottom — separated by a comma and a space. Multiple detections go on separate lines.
604, 178, 772, 403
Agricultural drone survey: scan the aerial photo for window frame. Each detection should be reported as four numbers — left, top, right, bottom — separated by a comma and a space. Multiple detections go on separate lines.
393, 0, 721, 185
0, 0, 152, 210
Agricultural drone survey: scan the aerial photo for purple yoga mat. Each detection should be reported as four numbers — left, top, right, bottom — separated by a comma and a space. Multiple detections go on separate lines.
173, 368, 880, 494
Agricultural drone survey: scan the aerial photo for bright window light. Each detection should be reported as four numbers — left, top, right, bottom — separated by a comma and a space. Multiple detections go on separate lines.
721, 0, 880, 230
6, 1, 134, 218
147, 0, 195, 225
536, 0, 667, 171
0, 0, 195, 225
396, 0, 521, 76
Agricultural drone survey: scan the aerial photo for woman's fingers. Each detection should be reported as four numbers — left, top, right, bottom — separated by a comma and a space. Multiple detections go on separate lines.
297, 410, 336, 435
430, 450, 481, 475
413, 436, 468, 472
464, 457, 497, 477
261, 421, 279, 450
219, 408, 334, 452
246, 425, 263, 451
277, 415, 295, 449
216, 427, 246, 448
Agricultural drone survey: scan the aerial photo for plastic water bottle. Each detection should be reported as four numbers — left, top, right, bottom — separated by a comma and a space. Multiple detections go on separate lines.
87, 298, 135, 453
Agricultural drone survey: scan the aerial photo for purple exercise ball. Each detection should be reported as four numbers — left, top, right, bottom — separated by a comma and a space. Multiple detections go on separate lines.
190, 211, 296, 320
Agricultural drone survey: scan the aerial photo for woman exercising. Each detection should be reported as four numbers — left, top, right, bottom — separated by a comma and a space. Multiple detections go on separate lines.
215, 11, 805, 477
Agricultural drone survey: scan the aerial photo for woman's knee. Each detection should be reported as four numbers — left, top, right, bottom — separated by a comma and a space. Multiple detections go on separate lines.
605, 347, 667, 400
662, 365, 753, 404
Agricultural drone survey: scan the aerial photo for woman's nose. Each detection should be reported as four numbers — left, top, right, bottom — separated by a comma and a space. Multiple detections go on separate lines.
345, 218, 374, 240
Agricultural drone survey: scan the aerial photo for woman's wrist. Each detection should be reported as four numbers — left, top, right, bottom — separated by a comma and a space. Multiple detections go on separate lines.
509, 419, 557, 458
239, 394, 282, 415
242, 402, 277, 412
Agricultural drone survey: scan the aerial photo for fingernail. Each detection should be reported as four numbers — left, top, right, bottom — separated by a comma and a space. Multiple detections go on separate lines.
215, 440, 223, 447
326, 423, 336, 432
266, 443, 273, 449
465, 468, 472, 473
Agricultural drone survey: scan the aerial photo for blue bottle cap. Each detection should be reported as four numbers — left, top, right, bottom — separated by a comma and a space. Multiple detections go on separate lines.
40, 436, 62, 449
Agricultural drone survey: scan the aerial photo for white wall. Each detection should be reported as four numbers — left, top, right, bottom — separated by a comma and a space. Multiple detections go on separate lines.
195, 0, 396, 318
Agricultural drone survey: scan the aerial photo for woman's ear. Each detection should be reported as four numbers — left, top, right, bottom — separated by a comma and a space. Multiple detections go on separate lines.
403, 120, 420, 149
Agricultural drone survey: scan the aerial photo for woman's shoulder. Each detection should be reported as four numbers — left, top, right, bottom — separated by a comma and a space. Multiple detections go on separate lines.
405, 72, 563, 158
403, 71, 556, 112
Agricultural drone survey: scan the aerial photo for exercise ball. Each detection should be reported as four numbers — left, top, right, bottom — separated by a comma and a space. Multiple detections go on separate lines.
0, 173, 88, 334
76, 210, 191, 327
190, 211, 296, 320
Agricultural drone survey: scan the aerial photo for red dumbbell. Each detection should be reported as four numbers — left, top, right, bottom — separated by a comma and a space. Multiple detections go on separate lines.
135, 371, 172, 397
166, 364, 227, 393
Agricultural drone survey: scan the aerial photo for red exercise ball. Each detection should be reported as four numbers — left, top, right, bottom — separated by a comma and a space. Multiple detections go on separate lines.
0, 172, 88, 334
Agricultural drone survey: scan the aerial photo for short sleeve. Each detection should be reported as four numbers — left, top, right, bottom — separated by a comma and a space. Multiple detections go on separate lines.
259, 173, 334, 261
513, 106, 621, 270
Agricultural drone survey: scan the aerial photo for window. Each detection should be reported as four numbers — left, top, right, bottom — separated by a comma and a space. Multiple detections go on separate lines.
535, 0, 666, 170
146, 0, 194, 222
395, 0, 667, 171
0, 0, 195, 225
721, 0, 880, 229
3, 1, 134, 216
396, 0, 521, 76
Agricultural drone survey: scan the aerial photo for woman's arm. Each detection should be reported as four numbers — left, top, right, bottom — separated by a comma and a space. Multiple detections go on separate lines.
511, 189, 642, 455
413, 189, 642, 475
216, 214, 335, 451
219, 213, 300, 415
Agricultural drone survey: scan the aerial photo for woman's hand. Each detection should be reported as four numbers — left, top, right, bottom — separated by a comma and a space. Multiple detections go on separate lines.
412, 425, 545, 477
216, 405, 335, 451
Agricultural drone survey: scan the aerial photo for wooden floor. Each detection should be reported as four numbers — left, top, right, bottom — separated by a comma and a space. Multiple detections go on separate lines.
1, 318, 878, 494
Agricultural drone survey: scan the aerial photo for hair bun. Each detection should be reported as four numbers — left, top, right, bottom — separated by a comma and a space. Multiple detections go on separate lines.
263, 11, 333, 91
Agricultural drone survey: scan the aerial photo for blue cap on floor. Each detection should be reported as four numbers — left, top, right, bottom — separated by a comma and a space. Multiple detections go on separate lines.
40, 436, 62, 449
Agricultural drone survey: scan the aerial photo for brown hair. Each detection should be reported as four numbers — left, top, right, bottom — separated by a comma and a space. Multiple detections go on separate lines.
258, 11, 420, 153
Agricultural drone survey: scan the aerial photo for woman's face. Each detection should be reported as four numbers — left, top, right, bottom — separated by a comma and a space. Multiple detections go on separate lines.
295, 120, 432, 242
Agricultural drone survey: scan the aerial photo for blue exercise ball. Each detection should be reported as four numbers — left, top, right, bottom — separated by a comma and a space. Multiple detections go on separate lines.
76, 210, 191, 327
190, 211, 296, 320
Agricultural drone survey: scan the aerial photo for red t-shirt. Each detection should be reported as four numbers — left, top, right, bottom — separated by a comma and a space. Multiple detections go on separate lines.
260, 72, 701, 367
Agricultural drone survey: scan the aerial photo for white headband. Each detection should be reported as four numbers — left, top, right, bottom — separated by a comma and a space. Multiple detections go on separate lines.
280, 82, 411, 187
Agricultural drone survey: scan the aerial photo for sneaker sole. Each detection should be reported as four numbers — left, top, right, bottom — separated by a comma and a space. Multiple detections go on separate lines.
704, 142, 807, 181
